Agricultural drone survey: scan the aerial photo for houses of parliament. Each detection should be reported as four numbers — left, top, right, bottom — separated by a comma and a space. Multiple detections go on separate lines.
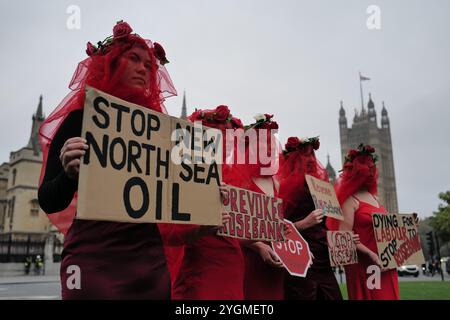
326, 93, 399, 213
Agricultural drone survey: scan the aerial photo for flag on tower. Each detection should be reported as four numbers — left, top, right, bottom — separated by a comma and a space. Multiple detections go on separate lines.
360, 74, 370, 81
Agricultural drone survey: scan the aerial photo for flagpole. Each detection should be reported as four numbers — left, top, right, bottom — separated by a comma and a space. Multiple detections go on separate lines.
359, 72, 364, 110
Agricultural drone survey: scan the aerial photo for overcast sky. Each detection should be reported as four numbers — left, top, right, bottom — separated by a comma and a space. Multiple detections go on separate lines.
0, 0, 449, 218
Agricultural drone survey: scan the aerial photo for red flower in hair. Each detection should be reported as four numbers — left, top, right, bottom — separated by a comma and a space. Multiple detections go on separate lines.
189, 109, 202, 121
268, 121, 279, 130
113, 20, 133, 39
364, 145, 375, 153
215, 105, 230, 121
154, 42, 170, 65
348, 149, 358, 158
231, 117, 243, 128
312, 140, 320, 150
285, 137, 300, 151
86, 42, 96, 56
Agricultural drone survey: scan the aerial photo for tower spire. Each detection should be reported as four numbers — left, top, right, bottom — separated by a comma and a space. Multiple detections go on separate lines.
325, 153, 336, 183
27, 95, 45, 155
180, 90, 187, 119
36, 94, 44, 120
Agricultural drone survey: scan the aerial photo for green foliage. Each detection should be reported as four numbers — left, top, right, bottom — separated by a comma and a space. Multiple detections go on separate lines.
430, 191, 450, 242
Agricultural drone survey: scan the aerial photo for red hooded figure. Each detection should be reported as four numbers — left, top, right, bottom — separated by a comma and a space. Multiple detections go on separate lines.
160, 105, 246, 299
38, 21, 177, 299
278, 136, 342, 300
227, 114, 286, 300
327, 144, 399, 300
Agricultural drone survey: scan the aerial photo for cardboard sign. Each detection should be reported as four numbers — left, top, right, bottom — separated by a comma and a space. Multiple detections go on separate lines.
217, 185, 285, 241
77, 86, 222, 226
305, 174, 344, 221
372, 213, 425, 269
326, 231, 358, 267
272, 219, 312, 277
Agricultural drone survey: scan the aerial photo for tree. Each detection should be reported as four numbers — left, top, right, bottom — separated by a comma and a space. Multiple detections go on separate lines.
430, 191, 450, 243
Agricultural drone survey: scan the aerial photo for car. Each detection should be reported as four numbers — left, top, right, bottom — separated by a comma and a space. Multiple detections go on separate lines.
397, 265, 419, 277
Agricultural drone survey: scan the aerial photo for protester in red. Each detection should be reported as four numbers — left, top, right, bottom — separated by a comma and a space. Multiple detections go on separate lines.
162, 105, 247, 300
327, 144, 399, 300
226, 114, 285, 300
38, 21, 178, 299
278, 136, 342, 300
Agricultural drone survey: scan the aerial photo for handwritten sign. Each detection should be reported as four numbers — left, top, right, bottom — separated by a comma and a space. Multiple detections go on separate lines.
372, 213, 425, 269
77, 86, 222, 226
326, 231, 358, 267
217, 185, 285, 241
305, 174, 343, 221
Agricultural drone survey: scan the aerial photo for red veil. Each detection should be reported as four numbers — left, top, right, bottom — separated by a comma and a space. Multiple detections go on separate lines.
326, 145, 379, 231
38, 21, 177, 234
160, 105, 244, 291
187, 105, 244, 185
224, 114, 282, 190
277, 137, 328, 216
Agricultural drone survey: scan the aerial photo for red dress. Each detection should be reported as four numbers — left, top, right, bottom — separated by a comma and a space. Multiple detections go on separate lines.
344, 198, 399, 300
163, 166, 245, 300
240, 177, 285, 300
170, 230, 245, 300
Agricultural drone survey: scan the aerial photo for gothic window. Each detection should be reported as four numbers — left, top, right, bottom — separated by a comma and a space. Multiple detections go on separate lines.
30, 199, 39, 217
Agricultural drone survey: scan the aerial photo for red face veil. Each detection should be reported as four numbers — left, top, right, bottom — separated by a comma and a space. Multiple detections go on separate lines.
326, 146, 379, 231
187, 105, 244, 185
277, 137, 328, 212
38, 21, 177, 234
334, 154, 379, 206
235, 114, 282, 180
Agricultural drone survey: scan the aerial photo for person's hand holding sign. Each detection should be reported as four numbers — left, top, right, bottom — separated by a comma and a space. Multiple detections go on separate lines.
282, 221, 292, 236
367, 250, 383, 269
60, 137, 88, 180
198, 185, 231, 238
294, 208, 324, 231
352, 233, 361, 245
256, 242, 284, 268
199, 213, 230, 237
219, 183, 229, 202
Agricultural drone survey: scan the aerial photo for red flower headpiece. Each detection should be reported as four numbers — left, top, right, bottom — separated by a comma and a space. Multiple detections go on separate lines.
153, 42, 170, 65
344, 143, 378, 166
86, 20, 170, 66
39, 20, 177, 235
188, 105, 243, 129
245, 113, 279, 130
284, 136, 320, 154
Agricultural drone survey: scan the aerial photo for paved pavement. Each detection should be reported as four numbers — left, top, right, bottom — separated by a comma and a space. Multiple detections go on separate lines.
0, 272, 448, 300
0, 275, 59, 285
0, 276, 60, 300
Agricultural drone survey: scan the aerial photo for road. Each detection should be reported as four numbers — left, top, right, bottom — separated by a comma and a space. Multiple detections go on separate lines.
0, 276, 61, 300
